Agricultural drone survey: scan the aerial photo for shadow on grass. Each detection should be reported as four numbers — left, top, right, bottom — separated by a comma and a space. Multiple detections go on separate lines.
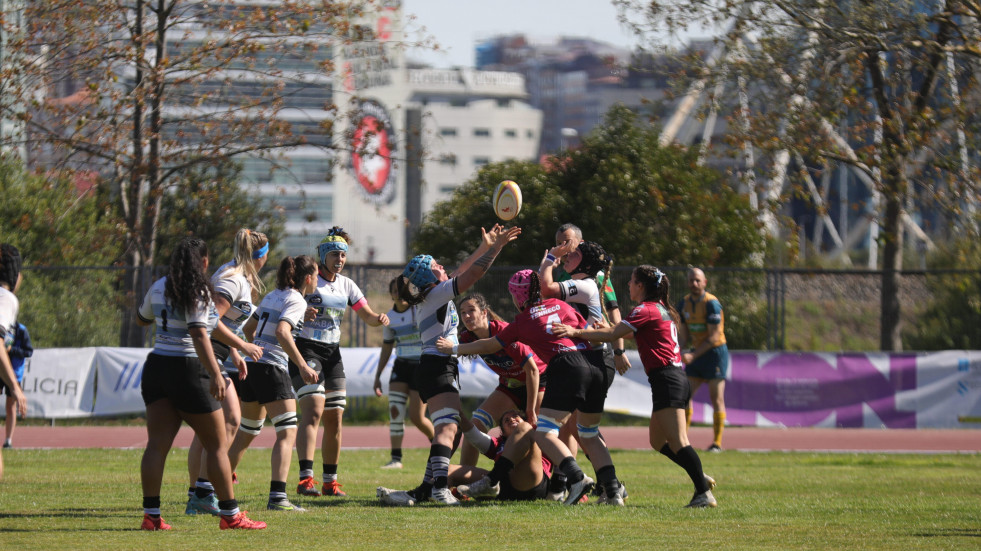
0, 506, 138, 520
914, 528, 981, 538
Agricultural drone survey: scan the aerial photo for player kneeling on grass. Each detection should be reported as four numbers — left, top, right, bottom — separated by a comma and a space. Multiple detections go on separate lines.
552, 265, 717, 508
451, 410, 552, 501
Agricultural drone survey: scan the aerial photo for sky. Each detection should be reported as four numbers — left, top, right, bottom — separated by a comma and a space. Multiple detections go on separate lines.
401, 0, 645, 68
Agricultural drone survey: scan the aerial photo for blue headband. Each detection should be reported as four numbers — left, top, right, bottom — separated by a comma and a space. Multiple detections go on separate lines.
252, 242, 269, 259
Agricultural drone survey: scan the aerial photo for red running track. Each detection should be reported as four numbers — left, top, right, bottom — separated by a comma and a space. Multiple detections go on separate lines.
7, 425, 980, 453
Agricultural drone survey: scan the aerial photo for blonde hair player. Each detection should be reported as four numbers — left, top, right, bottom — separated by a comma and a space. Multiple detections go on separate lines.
185, 229, 268, 515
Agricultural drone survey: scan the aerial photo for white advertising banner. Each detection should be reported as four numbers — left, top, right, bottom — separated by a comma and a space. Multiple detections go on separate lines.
93, 347, 151, 416
0, 348, 97, 418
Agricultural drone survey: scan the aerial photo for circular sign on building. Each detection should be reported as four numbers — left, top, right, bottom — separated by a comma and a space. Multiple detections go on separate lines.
349, 99, 397, 205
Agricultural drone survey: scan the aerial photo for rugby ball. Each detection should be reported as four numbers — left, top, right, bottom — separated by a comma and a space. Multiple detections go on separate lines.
493, 180, 522, 221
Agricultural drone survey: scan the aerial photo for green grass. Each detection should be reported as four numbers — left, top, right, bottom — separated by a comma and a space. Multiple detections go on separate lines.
1, 448, 978, 550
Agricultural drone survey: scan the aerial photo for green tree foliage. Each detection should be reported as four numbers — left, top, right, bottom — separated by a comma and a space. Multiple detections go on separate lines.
613, 0, 981, 350
414, 106, 766, 269
903, 225, 981, 350
155, 160, 285, 267
414, 107, 769, 348
0, 157, 124, 347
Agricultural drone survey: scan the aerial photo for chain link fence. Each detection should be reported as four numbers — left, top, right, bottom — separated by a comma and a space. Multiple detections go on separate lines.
16, 265, 980, 352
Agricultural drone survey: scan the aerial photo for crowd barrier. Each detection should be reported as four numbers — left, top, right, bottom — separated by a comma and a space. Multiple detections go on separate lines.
3, 348, 979, 429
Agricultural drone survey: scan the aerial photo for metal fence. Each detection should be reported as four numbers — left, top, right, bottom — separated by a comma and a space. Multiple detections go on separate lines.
17, 264, 981, 351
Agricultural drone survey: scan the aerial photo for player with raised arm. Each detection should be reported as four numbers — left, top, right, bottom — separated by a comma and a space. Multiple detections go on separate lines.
376, 224, 521, 506
435, 269, 624, 506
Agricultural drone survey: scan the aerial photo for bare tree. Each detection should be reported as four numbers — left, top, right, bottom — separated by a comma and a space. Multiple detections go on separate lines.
0, 0, 403, 345
615, 0, 981, 350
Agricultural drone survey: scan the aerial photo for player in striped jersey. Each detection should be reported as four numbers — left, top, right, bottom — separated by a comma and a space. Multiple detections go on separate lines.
373, 276, 434, 469
228, 255, 319, 512
185, 229, 267, 515
378, 224, 520, 506
136, 237, 265, 531
292, 227, 389, 498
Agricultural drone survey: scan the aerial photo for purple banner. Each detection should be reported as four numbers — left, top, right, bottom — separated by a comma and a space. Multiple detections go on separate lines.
690, 352, 919, 428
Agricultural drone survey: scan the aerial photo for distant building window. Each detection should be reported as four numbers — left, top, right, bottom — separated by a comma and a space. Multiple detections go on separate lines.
504, 129, 517, 138
440, 128, 457, 137
473, 128, 491, 138
438, 153, 457, 165
526, 130, 535, 139
439, 184, 457, 194
450, 98, 467, 107
473, 157, 490, 166
497, 98, 511, 108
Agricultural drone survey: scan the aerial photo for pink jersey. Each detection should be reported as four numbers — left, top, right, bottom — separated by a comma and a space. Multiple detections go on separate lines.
495, 299, 591, 365
486, 434, 553, 479
460, 320, 546, 387
622, 301, 683, 374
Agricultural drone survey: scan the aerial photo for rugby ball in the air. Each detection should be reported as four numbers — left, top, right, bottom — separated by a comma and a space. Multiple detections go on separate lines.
493, 180, 522, 221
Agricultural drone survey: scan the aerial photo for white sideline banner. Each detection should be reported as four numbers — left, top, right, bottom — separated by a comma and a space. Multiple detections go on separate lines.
93, 347, 152, 416
6, 347, 981, 430
0, 348, 98, 418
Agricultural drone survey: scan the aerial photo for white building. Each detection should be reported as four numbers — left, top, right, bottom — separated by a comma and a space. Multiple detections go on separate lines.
407, 68, 543, 215
0, 0, 26, 160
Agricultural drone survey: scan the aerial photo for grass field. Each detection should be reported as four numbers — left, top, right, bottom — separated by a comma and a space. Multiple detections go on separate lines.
1, 447, 978, 550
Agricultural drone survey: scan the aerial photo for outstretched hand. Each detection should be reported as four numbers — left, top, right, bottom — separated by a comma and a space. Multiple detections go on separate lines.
490, 225, 521, 249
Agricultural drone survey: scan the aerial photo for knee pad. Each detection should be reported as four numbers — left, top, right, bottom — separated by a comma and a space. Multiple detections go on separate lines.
271, 411, 298, 432
536, 415, 562, 436
577, 421, 601, 439
471, 408, 494, 429
324, 390, 347, 410
239, 417, 263, 436
297, 383, 326, 401
430, 407, 461, 427
389, 391, 408, 435
389, 391, 408, 421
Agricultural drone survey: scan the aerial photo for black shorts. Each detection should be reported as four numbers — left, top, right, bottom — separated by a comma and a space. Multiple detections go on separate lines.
499, 473, 549, 501
230, 373, 256, 403
141, 353, 221, 414
209, 339, 232, 376
648, 366, 692, 411
584, 348, 616, 390
246, 363, 295, 405
540, 352, 610, 414
0, 380, 20, 396
416, 354, 459, 403
495, 379, 545, 411
390, 357, 421, 391
290, 339, 346, 392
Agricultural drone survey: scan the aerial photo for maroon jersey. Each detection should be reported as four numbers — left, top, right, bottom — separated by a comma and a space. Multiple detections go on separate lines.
460, 320, 546, 387
622, 301, 683, 374
485, 434, 553, 479
495, 299, 591, 364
